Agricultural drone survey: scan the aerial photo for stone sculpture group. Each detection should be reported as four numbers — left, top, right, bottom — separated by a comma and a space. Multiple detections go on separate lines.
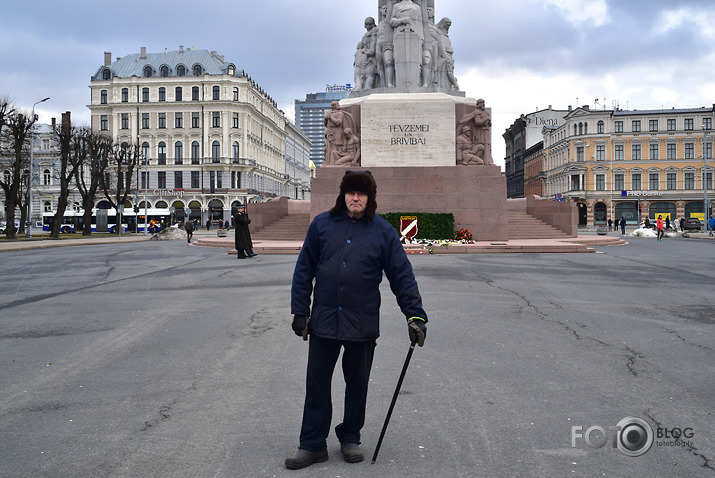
325, 0, 493, 167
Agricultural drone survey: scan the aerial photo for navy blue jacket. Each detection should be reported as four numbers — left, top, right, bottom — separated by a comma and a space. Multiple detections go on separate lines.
291, 210, 427, 341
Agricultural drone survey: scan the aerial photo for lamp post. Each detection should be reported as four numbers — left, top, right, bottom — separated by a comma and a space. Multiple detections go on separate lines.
703, 124, 710, 230
26, 97, 50, 239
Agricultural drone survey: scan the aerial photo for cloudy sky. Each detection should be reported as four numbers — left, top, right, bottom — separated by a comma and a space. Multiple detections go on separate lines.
3, 0, 715, 167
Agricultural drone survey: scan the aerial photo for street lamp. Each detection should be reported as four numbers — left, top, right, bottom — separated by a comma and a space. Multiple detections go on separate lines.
703, 124, 710, 230
26, 97, 50, 239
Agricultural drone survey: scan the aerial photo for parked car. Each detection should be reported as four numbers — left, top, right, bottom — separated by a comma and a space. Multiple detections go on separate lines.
683, 218, 702, 231
0, 220, 20, 235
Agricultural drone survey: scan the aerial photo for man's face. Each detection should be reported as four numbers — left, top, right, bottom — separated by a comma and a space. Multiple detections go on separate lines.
345, 191, 368, 218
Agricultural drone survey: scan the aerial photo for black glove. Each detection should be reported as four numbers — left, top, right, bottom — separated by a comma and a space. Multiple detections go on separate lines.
292, 315, 310, 340
407, 318, 427, 347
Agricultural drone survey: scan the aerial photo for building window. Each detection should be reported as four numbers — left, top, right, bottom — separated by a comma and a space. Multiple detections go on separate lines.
615, 144, 624, 161
217, 171, 223, 189
707, 172, 713, 189
158, 142, 166, 165
157, 113, 166, 129
43, 169, 51, 185
174, 171, 183, 188
102, 69, 111, 80
192, 86, 200, 101
175, 112, 183, 129
191, 112, 200, 128
666, 172, 677, 190
212, 112, 220, 128
615, 121, 623, 133
121, 113, 129, 129
141, 113, 150, 129
213, 86, 220, 100
121, 88, 129, 102
233, 87, 239, 101
685, 142, 695, 159
649, 172, 659, 190
161, 65, 169, 77
685, 172, 695, 190
233, 141, 240, 161
649, 119, 658, 132
144, 66, 153, 77
632, 173, 642, 190
175, 142, 183, 164
704, 118, 712, 130
191, 141, 200, 164
142, 88, 149, 102
100, 90, 107, 104
597, 121, 604, 134
649, 143, 659, 160
685, 118, 694, 130
175, 87, 182, 101
159, 87, 166, 102
595, 174, 605, 191
615, 173, 625, 191
177, 65, 186, 77
667, 143, 677, 159
576, 146, 584, 162
212, 141, 221, 162
705, 142, 712, 159
632, 120, 641, 133
158, 171, 166, 188
142, 142, 150, 164
191, 171, 200, 188
232, 113, 239, 128
141, 171, 147, 189
667, 119, 676, 131
193, 65, 202, 76
596, 145, 605, 161
632, 144, 641, 160
100, 115, 108, 130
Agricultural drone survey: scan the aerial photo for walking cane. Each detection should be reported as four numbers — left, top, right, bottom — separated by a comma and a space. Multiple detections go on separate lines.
371, 337, 418, 464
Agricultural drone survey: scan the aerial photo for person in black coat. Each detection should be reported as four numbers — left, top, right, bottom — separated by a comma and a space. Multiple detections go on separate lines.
233, 204, 256, 259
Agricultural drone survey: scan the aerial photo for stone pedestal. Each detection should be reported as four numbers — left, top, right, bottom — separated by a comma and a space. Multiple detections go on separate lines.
340, 92, 483, 168
311, 165, 509, 242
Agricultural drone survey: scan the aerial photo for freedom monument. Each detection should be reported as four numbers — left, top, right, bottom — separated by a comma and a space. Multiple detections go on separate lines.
310, 0, 573, 241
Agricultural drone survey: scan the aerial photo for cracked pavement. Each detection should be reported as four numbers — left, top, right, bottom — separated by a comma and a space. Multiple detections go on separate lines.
0, 236, 713, 477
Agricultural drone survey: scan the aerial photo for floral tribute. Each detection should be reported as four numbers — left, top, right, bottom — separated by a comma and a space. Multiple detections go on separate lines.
454, 229, 473, 241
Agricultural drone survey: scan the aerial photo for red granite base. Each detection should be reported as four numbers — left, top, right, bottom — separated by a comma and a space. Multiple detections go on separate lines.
312, 166, 509, 242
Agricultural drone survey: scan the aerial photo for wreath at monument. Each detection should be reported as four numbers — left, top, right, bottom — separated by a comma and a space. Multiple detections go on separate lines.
454, 228, 472, 241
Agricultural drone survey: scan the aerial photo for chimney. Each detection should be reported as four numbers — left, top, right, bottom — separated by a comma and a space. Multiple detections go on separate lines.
51, 117, 56, 129
179, 45, 184, 53
61, 111, 71, 135
140, 47, 147, 59
211, 50, 217, 57
104, 52, 112, 66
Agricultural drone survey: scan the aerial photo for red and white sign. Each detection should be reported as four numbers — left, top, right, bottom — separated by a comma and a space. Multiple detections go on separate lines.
399, 216, 419, 243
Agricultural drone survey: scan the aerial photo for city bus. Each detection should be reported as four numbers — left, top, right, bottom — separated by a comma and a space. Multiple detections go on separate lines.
42, 208, 172, 233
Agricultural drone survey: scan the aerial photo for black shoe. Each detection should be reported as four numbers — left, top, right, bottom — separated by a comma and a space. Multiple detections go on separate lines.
284, 448, 328, 470
247, 250, 257, 257
340, 443, 364, 463
236, 253, 247, 259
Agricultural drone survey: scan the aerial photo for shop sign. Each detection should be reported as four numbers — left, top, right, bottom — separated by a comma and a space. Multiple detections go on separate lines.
621, 190, 664, 197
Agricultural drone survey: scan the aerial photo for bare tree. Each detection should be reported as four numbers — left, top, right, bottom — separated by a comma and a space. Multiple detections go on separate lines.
0, 109, 35, 240
48, 112, 81, 238
100, 141, 141, 233
74, 130, 112, 235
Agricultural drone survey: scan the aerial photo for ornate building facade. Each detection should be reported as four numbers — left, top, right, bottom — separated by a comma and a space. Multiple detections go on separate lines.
88, 47, 310, 224
544, 106, 714, 226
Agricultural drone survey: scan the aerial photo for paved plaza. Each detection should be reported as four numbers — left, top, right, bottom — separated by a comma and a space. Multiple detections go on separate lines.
0, 236, 713, 477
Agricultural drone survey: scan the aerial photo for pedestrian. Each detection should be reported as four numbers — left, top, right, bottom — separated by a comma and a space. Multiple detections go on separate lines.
233, 204, 256, 259
665, 216, 670, 230
185, 219, 194, 243
656, 215, 664, 241
224, 219, 229, 229
206, 219, 211, 231
285, 170, 428, 470
709, 215, 715, 236
608, 218, 612, 231
620, 216, 626, 235
680, 217, 685, 232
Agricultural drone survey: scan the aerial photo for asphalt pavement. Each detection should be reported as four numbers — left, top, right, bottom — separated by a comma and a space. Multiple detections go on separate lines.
0, 236, 713, 477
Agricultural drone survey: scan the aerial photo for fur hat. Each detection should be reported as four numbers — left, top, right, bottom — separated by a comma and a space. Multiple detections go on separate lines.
330, 170, 377, 220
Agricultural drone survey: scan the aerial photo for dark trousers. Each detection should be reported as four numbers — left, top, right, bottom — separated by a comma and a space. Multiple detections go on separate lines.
299, 335, 376, 452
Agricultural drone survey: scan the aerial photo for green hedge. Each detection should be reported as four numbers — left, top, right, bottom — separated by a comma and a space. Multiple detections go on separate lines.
378, 212, 454, 240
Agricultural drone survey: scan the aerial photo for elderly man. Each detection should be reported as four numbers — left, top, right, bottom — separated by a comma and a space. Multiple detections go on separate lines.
285, 170, 428, 470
